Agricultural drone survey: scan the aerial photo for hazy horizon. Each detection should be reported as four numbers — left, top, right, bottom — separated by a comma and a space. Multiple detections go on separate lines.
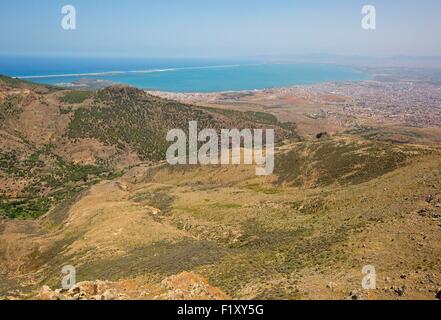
1, 0, 441, 58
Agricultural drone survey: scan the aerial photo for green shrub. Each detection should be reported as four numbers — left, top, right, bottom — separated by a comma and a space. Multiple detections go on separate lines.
59, 91, 93, 104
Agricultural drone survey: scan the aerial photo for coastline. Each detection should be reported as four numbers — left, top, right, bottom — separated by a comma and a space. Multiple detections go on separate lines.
6, 62, 369, 93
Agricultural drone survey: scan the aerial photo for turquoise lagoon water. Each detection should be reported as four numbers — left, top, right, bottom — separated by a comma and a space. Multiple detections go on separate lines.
0, 56, 368, 92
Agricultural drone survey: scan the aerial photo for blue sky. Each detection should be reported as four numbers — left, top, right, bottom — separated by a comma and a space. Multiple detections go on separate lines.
1, 0, 440, 58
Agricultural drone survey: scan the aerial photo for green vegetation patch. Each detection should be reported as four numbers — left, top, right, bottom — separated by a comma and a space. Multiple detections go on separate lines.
0, 75, 27, 87
0, 146, 117, 220
209, 202, 242, 209
245, 183, 283, 194
59, 91, 94, 104
0, 197, 51, 220
0, 75, 60, 93
0, 95, 22, 121
130, 191, 174, 213
67, 87, 299, 162
67, 88, 219, 161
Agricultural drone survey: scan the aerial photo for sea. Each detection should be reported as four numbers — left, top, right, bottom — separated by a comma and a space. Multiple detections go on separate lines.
0, 56, 368, 93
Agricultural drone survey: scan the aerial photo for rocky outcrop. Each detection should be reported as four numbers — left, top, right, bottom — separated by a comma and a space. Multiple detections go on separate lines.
35, 281, 128, 300
33, 272, 228, 300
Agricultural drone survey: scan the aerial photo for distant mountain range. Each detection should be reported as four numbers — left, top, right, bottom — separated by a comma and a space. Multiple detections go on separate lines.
260, 54, 441, 69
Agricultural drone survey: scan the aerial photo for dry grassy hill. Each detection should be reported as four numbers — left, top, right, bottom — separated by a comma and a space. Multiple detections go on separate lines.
0, 76, 297, 219
1, 135, 440, 300
0, 76, 440, 300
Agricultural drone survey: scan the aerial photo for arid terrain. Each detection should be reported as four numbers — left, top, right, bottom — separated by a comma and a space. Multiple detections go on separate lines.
1, 74, 440, 300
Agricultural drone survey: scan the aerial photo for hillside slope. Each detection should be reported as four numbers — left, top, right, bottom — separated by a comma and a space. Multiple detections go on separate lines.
0, 76, 440, 300
0, 76, 297, 219
1, 134, 440, 299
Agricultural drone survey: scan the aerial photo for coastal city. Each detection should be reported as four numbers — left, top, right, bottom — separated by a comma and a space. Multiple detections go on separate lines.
148, 77, 441, 134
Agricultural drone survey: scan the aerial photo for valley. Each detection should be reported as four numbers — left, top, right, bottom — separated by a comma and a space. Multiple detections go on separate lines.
0, 75, 440, 300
